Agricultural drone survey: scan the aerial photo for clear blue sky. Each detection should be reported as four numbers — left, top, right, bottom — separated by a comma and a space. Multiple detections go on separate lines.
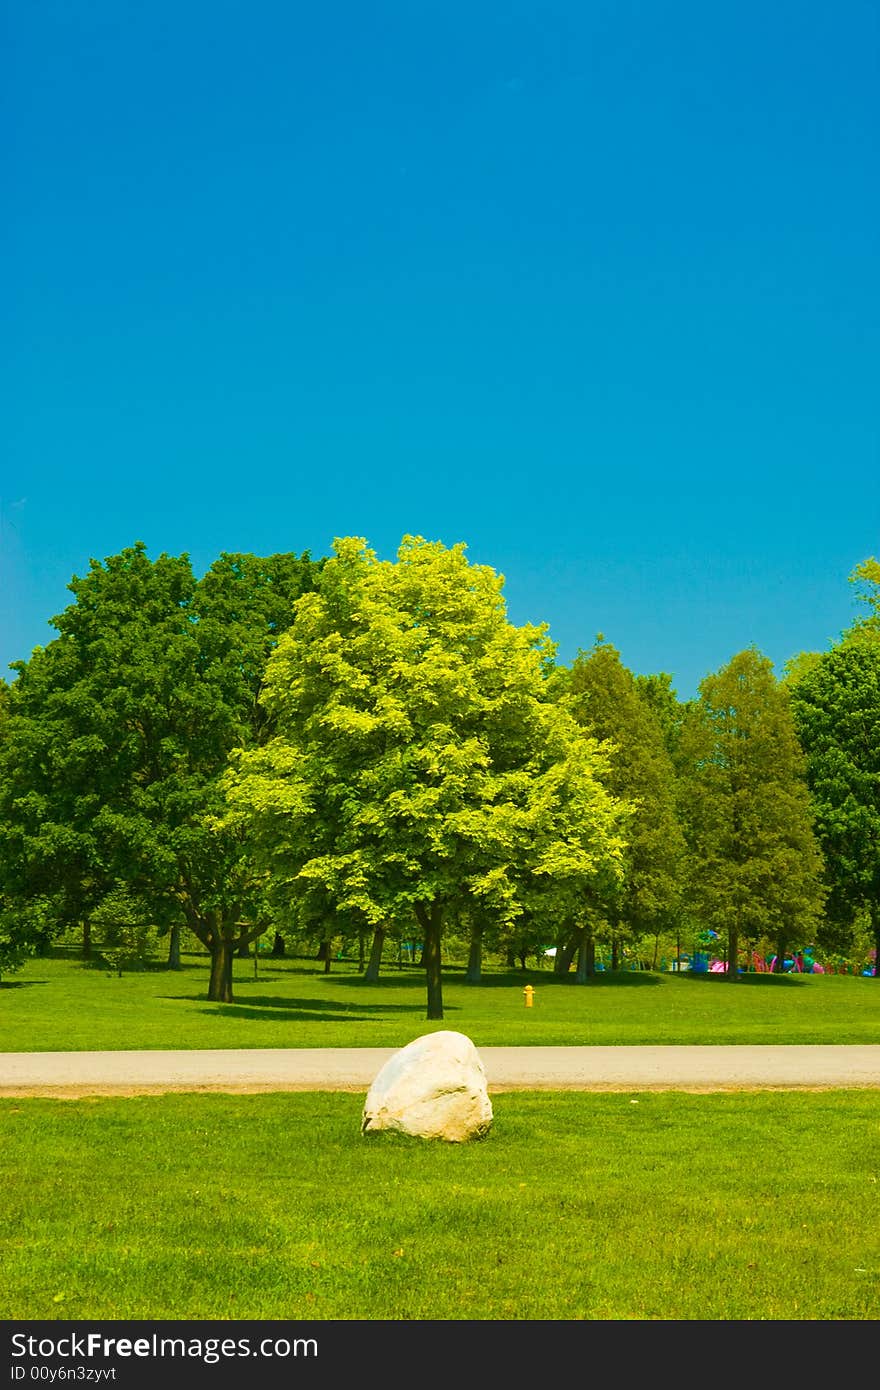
4, 1, 878, 700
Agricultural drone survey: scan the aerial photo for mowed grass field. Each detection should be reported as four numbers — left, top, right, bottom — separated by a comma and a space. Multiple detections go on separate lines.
1, 1090, 879, 1321
2, 952, 879, 1051
2, 954, 879, 1323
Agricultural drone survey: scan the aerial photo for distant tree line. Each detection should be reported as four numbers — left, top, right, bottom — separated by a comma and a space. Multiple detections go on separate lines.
1, 539, 878, 1012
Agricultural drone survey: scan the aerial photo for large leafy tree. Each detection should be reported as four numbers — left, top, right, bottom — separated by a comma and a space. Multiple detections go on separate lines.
220, 535, 628, 1019
678, 648, 826, 977
0, 542, 321, 1000
787, 563, 880, 975
554, 639, 686, 974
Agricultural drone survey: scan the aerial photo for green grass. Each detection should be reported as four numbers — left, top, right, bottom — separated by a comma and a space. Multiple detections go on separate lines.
1, 1090, 878, 1320
1, 952, 879, 1051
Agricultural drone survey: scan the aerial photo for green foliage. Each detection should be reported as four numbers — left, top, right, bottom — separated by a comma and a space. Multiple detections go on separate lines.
678, 648, 826, 972
562, 640, 687, 945
4, 538, 878, 999
221, 536, 629, 1016
90, 885, 161, 975
0, 542, 322, 1000
0, 901, 39, 979
788, 625, 880, 968
632, 670, 685, 758
780, 650, 824, 688
848, 555, 880, 626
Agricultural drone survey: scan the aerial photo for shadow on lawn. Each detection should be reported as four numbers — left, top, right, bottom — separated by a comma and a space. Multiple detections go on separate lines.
551, 970, 662, 988
0, 979, 48, 989
174, 993, 426, 1019
320, 967, 666, 989
684, 972, 808, 987
194, 999, 447, 1023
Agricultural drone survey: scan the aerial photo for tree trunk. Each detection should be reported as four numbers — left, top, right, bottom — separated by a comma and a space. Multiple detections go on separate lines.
81, 918, 92, 960
364, 927, 386, 983
166, 924, 181, 969
272, 932, 286, 957
554, 929, 579, 975
575, 928, 595, 983
465, 923, 482, 984
208, 936, 234, 1003
358, 930, 366, 972
416, 902, 443, 1020
236, 938, 251, 959
181, 900, 250, 1004
727, 915, 740, 981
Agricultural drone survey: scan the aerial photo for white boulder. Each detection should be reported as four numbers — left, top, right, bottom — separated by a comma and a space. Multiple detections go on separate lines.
361, 1030, 493, 1142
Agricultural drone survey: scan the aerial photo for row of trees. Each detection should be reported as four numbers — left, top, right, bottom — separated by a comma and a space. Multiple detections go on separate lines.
1, 539, 878, 1016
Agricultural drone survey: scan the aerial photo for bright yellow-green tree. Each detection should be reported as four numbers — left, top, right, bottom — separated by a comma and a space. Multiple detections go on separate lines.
220, 536, 628, 1019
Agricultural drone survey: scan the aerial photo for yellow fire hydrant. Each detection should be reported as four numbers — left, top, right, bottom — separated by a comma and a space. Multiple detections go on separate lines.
523, 984, 535, 1008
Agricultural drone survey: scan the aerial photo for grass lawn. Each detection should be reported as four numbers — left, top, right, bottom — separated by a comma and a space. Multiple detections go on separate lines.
3, 954, 879, 1325
1, 1090, 878, 1321
1, 952, 878, 1052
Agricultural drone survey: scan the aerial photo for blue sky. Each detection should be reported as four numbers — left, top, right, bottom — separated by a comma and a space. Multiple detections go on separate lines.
4, 1, 878, 700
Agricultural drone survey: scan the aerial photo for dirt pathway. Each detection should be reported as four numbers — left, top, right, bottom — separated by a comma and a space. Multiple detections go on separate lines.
2, 1044, 880, 1097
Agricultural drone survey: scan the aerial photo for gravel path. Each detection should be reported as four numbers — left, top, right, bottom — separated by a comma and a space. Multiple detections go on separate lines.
2, 1044, 880, 1096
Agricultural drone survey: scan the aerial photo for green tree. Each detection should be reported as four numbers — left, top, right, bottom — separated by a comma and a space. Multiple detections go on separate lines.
558, 640, 686, 974
849, 556, 880, 624
788, 628, 880, 976
780, 651, 824, 689
678, 648, 826, 977
0, 897, 40, 982
90, 884, 161, 976
633, 670, 685, 761
0, 634, 115, 960
0, 542, 321, 1001
220, 535, 627, 1019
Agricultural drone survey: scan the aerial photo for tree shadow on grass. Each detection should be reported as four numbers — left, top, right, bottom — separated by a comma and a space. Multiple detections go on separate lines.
328, 972, 440, 990
194, 1000, 452, 1024
683, 972, 809, 987
0, 979, 48, 989
79, 957, 207, 974
172, 994, 427, 1017
194, 1006, 374, 1023
552, 970, 663, 988
328, 968, 665, 989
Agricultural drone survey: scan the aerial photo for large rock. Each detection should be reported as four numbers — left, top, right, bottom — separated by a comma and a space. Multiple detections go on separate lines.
361, 1030, 493, 1142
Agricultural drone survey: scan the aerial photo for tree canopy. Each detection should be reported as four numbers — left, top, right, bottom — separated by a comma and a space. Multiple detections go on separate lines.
557, 639, 686, 969
0, 542, 321, 999
220, 535, 629, 1017
788, 626, 880, 973
678, 648, 826, 976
